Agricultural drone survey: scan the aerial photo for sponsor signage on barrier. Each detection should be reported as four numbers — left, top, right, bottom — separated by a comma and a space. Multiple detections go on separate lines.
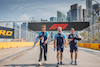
28, 22, 89, 31
99, 45, 100, 49
83, 43, 91, 48
0, 26, 14, 38
78, 43, 100, 50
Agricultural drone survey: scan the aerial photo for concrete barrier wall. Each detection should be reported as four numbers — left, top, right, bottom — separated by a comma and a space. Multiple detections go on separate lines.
0, 42, 39, 49
78, 43, 100, 50
0, 42, 100, 50
49, 43, 100, 50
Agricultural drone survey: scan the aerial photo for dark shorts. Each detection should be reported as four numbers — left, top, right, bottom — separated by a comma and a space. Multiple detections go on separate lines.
57, 46, 64, 52
70, 44, 78, 53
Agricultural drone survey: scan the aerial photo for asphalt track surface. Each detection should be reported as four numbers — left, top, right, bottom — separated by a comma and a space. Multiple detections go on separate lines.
0, 45, 100, 67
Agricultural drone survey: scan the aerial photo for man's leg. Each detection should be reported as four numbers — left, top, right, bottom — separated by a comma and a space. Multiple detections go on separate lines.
75, 47, 78, 65
71, 52, 73, 61
44, 45, 47, 62
70, 48, 73, 61
39, 45, 43, 62
70, 48, 73, 64
75, 51, 77, 61
60, 52, 63, 65
60, 52, 63, 62
60, 48, 64, 65
57, 51, 60, 63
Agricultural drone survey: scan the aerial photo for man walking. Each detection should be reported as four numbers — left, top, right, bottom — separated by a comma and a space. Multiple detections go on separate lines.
54, 27, 67, 65
68, 28, 79, 65
38, 24, 49, 66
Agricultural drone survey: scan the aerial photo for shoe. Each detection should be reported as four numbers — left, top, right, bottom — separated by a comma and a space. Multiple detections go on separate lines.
60, 61, 62, 65
71, 61, 73, 65
75, 61, 77, 65
44, 61, 47, 64
38, 62, 42, 66
57, 62, 59, 65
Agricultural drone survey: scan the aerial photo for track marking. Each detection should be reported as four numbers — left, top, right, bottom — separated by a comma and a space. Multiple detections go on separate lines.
0, 47, 37, 63
79, 48, 100, 57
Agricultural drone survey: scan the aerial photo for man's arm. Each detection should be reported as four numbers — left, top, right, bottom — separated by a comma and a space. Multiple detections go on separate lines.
44, 32, 49, 44
54, 39, 56, 48
46, 36, 49, 41
54, 34, 57, 48
68, 35, 73, 41
40, 37, 44, 39
68, 39, 73, 41
64, 39, 68, 45
44, 36, 49, 44
64, 39, 68, 47
63, 33, 68, 47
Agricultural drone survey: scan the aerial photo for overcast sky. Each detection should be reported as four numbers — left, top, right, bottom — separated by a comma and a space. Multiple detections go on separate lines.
0, 0, 100, 21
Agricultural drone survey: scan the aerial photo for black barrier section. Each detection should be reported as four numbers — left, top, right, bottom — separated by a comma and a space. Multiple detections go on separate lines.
0, 26, 14, 38
28, 22, 89, 31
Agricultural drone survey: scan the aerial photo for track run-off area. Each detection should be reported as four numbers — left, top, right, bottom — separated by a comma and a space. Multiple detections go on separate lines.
0, 45, 100, 67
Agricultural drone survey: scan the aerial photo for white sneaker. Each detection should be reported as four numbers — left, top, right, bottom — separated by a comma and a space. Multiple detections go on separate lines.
44, 61, 47, 64
38, 62, 42, 66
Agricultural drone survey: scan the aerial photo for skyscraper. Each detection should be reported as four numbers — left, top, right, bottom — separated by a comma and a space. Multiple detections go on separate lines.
79, 6, 83, 21
93, 4, 99, 16
71, 4, 79, 22
86, 0, 93, 43
50, 17, 57, 21
92, 4, 99, 24
50, 17, 57, 39
86, 0, 92, 25
67, 10, 71, 22
21, 22, 28, 41
13, 22, 19, 39
57, 11, 66, 22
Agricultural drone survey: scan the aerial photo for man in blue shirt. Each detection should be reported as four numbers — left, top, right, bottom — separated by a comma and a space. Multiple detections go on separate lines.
54, 27, 67, 65
38, 24, 49, 66
68, 28, 78, 65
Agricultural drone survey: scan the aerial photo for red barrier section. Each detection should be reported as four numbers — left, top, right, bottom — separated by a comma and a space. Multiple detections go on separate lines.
99, 45, 100, 49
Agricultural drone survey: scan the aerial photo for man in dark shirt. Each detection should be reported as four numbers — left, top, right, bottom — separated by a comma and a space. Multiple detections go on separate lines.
54, 27, 67, 65
38, 24, 49, 66
68, 28, 78, 65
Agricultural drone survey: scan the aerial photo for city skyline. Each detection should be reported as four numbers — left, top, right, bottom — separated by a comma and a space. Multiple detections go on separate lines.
0, 0, 89, 21
0, 0, 100, 21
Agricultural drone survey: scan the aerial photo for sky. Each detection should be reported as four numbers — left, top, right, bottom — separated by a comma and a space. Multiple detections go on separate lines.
0, 0, 100, 21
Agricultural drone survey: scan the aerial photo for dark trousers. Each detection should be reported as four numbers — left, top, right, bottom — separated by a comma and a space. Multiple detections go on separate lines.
39, 44, 47, 61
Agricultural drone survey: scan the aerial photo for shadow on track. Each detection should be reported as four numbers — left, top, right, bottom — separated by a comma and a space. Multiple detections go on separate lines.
4, 64, 57, 67
4, 63, 70, 67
